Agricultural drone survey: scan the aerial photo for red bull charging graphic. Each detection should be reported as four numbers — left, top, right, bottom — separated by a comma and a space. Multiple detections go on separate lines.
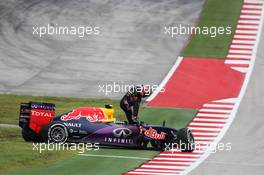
61, 107, 107, 122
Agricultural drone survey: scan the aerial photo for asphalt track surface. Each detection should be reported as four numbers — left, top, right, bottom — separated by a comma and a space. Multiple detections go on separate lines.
0, 0, 204, 99
190, 6, 264, 175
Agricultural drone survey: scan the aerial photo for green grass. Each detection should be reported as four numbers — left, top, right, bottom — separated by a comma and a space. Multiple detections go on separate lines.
182, 0, 244, 58
1, 148, 158, 175
140, 107, 196, 128
0, 127, 75, 173
0, 94, 196, 175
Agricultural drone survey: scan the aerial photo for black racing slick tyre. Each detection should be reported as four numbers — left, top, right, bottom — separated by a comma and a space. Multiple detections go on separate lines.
42, 122, 68, 144
22, 128, 42, 142
177, 128, 195, 152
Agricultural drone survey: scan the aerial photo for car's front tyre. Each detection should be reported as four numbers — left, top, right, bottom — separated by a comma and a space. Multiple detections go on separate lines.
177, 128, 195, 152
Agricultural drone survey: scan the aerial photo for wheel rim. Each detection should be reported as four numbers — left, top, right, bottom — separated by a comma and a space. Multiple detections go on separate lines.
50, 126, 66, 142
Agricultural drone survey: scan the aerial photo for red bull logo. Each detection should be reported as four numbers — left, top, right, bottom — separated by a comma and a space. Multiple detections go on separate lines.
140, 127, 166, 140
61, 107, 107, 122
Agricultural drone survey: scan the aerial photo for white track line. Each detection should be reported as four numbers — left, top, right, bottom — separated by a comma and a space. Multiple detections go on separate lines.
227, 54, 252, 58
233, 35, 257, 39
193, 118, 227, 122
194, 136, 216, 141
238, 19, 260, 24
134, 169, 183, 173
232, 39, 256, 44
168, 150, 205, 154
231, 67, 248, 73
230, 45, 254, 49
189, 127, 222, 131
236, 26, 258, 29
153, 157, 198, 161
225, 60, 251, 64
240, 15, 261, 18
203, 104, 234, 108
194, 137, 216, 141
199, 109, 232, 113
159, 154, 201, 157
241, 9, 261, 13
127, 172, 174, 175
192, 132, 219, 136
190, 122, 225, 125
243, 5, 262, 8
212, 98, 237, 103
196, 113, 230, 117
141, 165, 186, 170
148, 161, 191, 165
235, 30, 257, 34
229, 50, 253, 54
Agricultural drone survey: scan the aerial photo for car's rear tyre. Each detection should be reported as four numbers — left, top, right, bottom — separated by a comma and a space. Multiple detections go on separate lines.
177, 128, 195, 152
22, 128, 42, 142
43, 122, 68, 143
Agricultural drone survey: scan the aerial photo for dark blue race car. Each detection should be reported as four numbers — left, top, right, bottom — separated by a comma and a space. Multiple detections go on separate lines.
19, 102, 195, 152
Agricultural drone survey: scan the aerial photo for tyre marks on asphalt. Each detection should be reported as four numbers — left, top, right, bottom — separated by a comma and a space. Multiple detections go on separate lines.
124, 1, 264, 175
227, 2, 263, 73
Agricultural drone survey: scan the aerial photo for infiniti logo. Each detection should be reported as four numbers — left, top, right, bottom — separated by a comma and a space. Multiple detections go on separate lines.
113, 128, 132, 138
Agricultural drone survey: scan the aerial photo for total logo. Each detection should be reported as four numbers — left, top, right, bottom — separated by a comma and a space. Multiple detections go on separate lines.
140, 127, 166, 140
31, 110, 53, 117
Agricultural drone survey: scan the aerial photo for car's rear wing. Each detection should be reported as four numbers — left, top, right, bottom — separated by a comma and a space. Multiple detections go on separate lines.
19, 102, 55, 133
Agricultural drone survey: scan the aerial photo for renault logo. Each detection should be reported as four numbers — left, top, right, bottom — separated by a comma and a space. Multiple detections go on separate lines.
113, 128, 132, 138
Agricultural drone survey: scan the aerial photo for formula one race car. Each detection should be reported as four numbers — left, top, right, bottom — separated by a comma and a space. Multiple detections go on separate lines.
19, 102, 195, 152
